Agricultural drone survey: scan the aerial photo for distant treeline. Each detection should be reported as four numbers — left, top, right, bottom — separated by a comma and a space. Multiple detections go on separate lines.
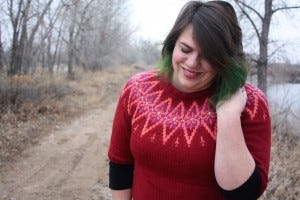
0, 0, 160, 79
262, 63, 300, 83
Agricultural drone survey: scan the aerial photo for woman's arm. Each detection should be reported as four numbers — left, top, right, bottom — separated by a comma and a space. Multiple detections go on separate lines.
112, 189, 132, 200
214, 88, 255, 190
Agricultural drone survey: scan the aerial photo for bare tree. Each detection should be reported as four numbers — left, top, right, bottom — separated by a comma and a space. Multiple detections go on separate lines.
5, 0, 54, 76
23, 0, 54, 73
84, 0, 132, 70
7, 0, 25, 75
59, 0, 132, 75
1, 0, 135, 76
36, 1, 64, 74
0, 26, 4, 71
233, 0, 300, 93
59, 0, 96, 78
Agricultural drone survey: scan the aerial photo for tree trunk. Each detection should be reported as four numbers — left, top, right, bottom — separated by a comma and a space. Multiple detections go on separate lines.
67, 22, 75, 79
256, 58, 267, 93
17, 11, 29, 74
8, 30, 20, 76
0, 27, 4, 71
256, 0, 272, 94
7, 0, 31, 76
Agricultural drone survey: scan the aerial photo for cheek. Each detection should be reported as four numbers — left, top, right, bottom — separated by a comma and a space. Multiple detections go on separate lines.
172, 48, 183, 67
202, 61, 215, 72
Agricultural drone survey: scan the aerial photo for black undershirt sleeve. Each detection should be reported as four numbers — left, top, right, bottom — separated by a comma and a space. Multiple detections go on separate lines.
109, 161, 261, 198
222, 166, 262, 200
109, 161, 134, 190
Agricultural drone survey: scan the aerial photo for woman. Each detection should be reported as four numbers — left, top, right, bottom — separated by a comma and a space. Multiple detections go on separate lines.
108, 1, 271, 199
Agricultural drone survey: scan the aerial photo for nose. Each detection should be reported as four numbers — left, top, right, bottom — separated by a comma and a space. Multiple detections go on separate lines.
186, 53, 200, 69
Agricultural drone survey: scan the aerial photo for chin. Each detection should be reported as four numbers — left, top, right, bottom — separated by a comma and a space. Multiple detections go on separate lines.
180, 83, 197, 93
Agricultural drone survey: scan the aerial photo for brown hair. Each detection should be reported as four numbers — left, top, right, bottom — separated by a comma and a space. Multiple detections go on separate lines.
159, 0, 247, 105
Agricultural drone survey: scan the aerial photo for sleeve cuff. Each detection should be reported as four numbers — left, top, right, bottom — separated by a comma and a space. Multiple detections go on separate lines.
222, 166, 262, 200
109, 161, 134, 190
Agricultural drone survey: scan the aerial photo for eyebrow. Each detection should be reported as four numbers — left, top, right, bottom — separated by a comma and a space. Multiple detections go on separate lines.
178, 42, 192, 49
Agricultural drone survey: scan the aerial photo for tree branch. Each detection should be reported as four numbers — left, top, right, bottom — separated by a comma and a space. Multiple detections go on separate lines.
268, 41, 286, 60
234, 1, 261, 41
28, 0, 54, 46
234, 0, 264, 20
272, 5, 300, 14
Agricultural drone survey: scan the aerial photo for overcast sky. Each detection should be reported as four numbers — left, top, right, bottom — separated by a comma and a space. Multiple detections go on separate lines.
129, 0, 300, 64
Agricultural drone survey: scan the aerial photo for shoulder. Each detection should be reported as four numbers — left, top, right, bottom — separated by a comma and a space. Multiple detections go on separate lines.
243, 83, 270, 120
120, 70, 159, 97
127, 70, 158, 84
244, 83, 268, 104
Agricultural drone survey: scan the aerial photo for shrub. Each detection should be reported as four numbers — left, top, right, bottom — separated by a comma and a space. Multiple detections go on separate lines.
0, 73, 75, 161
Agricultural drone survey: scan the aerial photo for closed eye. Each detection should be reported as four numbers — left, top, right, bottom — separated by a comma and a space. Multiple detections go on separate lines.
178, 41, 204, 60
181, 48, 191, 53
179, 42, 193, 54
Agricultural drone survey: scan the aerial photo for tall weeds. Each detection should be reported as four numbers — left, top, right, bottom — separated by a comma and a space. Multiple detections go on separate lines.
260, 101, 300, 199
0, 72, 75, 162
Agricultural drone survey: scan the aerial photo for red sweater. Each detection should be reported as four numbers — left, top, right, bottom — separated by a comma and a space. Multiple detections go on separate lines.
108, 70, 271, 199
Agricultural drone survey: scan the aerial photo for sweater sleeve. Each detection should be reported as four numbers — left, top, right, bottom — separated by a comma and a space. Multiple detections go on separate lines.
108, 80, 134, 165
241, 84, 271, 197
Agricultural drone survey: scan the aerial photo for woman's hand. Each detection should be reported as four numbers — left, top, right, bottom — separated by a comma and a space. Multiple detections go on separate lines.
216, 87, 247, 115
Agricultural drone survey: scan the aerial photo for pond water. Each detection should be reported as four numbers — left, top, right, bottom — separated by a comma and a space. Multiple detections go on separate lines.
267, 83, 300, 111
267, 83, 300, 136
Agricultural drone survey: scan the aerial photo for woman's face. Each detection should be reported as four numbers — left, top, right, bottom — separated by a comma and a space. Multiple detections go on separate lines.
172, 25, 217, 93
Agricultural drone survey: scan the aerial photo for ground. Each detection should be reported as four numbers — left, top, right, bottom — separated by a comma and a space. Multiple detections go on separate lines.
0, 103, 114, 200
0, 65, 143, 200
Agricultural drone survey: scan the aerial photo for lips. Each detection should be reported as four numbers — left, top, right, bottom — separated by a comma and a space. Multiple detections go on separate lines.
182, 67, 201, 79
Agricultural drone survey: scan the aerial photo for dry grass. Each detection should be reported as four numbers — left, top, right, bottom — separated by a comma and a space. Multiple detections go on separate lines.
0, 72, 74, 162
260, 106, 300, 199
0, 65, 142, 164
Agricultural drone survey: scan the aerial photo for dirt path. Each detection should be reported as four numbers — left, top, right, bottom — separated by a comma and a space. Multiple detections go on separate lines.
0, 102, 117, 200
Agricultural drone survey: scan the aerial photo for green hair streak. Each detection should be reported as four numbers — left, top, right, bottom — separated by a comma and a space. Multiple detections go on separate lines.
211, 59, 247, 106
157, 53, 173, 80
